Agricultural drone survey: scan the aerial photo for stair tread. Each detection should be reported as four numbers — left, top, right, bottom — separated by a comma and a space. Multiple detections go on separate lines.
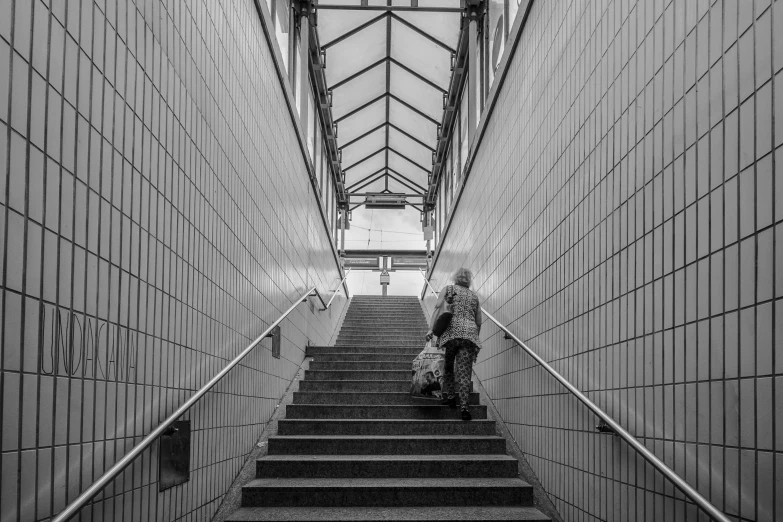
258, 454, 516, 462
307, 357, 416, 360
244, 477, 529, 488
300, 379, 410, 382
288, 404, 479, 407
226, 506, 549, 521
295, 392, 469, 396
269, 432, 505, 440
280, 419, 494, 424
224, 299, 549, 522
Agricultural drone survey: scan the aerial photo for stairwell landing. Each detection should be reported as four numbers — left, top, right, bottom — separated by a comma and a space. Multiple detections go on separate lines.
226, 296, 549, 520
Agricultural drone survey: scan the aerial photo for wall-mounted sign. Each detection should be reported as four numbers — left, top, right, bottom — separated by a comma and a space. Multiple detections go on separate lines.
390, 256, 429, 269
380, 269, 390, 285
343, 257, 380, 269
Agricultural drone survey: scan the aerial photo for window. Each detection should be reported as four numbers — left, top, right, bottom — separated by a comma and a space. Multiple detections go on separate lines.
320, 142, 327, 195
453, 105, 461, 183
314, 111, 322, 181
274, 0, 290, 74
488, 0, 505, 89
509, 0, 521, 33
307, 84, 315, 159
326, 175, 332, 224
295, 37, 302, 113
459, 87, 468, 177
445, 147, 453, 213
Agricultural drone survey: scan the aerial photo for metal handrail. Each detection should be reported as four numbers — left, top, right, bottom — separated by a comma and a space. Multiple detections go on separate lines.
324, 267, 352, 310
54, 286, 327, 522
418, 271, 730, 522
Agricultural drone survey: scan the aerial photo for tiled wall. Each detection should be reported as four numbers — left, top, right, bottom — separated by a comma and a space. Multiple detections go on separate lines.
0, 0, 347, 520
425, 0, 781, 520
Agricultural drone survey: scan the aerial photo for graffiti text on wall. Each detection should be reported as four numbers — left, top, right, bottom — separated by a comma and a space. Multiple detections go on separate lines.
40, 305, 138, 382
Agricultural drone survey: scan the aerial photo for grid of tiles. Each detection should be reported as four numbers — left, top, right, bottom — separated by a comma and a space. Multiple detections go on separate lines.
425, 0, 781, 520
0, 0, 347, 521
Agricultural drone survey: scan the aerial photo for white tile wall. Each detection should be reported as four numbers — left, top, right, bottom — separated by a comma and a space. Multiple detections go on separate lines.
0, 0, 346, 520
426, 0, 781, 520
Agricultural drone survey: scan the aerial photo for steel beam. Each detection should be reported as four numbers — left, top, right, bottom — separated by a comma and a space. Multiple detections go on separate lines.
390, 57, 448, 93
330, 57, 387, 90
389, 94, 440, 125
387, 167, 427, 191
316, 4, 463, 13
322, 13, 387, 50
387, 172, 425, 195
388, 122, 435, 151
347, 192, 425, 198
346, 167, 387, 190
390, 13, 456, 53
334, 93, 386, 123
349, 173, 387, 193
342, 147, 386, 172
339, 123, 386, 150
388, 147, 430, 174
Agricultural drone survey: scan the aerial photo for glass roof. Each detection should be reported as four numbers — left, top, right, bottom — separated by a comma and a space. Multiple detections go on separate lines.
318, 2, 461, 197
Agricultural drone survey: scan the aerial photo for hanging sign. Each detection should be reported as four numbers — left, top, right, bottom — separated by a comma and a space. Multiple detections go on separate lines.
390, 256, 429, 270
343, 257, 380, 269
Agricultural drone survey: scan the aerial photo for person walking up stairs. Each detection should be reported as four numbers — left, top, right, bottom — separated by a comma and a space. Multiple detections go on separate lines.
226, 296, 549, 520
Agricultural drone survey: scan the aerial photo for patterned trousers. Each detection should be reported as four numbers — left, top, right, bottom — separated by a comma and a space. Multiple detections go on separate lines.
441, 339, 479, 411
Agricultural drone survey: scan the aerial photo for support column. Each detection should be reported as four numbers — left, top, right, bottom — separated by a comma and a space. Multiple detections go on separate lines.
340, 208, 346, 256
381, 257, 389, 296
299, 0, 311, 130
424, 210, 432, 271
467, 5, 479, 145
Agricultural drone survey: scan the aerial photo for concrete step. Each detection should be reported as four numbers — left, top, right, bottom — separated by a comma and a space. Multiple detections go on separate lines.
308, 361, 411, 371
293, 392, 480, 405
307, 346, 422, 355
298, 380, 411, 392
308, 353, 417, 362
352, 295, 420, 297
341, 320, 427, 325
284, 404, 487, 419
345, 307, 424, 311
343, 317, 425, 321
255, 454, 519, 478
345, 310, 426, 316
277, 419, 497, 436
338, 326, 428, 333
226, 506, 550, 521
333, 341, 425, 348
240, 478, 531, 507
344, 311, 424, 315
346, 305, 424, 309
304, 370, 410, 381
336, 335, 427, 342
268, 435, 505, 455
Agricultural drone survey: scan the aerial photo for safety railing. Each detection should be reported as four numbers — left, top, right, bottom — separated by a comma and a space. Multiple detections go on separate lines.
54, 285, 340, 521
418, 270, 730, 522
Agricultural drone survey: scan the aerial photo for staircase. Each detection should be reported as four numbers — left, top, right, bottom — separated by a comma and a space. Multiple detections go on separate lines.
226, 296, 549, 520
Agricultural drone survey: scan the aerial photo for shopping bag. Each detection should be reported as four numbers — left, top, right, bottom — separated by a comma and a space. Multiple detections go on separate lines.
411, 341, 445, 398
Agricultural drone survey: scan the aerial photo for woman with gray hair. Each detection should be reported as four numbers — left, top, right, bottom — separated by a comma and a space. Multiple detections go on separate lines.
425, 268, 482, 421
